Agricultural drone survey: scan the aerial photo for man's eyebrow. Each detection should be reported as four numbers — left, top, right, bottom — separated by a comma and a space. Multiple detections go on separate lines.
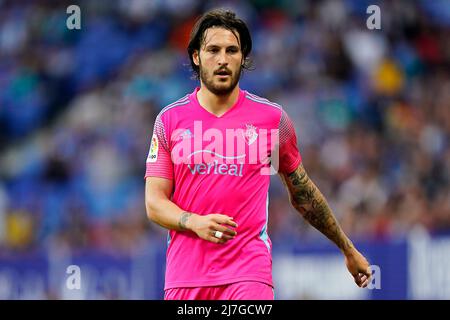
204, 44, 240, 49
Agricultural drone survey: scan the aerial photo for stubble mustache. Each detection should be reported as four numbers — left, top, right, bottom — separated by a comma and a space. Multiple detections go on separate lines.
214, 68, 232, 75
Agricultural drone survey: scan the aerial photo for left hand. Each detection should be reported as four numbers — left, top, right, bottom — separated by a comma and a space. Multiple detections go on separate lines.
344, 248, 372, 288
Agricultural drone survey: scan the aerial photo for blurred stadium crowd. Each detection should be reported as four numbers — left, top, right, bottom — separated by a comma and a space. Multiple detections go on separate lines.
0, 0, 449, 256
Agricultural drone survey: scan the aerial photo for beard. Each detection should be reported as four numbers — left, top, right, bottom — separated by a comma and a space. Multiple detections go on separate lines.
199, 62, 242, 96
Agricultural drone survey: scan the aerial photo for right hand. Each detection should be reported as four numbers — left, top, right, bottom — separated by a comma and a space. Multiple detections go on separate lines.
186, 213, 238, 244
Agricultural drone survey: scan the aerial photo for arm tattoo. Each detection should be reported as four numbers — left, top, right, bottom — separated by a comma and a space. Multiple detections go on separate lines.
282, 164, 353, 253
178, 212, 192, 230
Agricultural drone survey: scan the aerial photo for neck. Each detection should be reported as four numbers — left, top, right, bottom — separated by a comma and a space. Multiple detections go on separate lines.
197, 84, 240, 116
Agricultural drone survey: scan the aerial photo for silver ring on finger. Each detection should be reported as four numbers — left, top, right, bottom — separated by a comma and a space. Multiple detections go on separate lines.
214, 231, 223, 239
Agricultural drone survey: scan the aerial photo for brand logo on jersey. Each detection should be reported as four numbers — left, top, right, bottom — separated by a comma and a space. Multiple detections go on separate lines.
147, 134, 158, 163
243, 124, 258, 145
178, 129, 193, 140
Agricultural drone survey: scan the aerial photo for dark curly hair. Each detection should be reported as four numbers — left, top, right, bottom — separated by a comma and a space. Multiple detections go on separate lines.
187, 9, 253, 80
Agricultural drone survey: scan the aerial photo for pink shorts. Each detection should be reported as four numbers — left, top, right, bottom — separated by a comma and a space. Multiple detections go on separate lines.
164, 281, 274, 300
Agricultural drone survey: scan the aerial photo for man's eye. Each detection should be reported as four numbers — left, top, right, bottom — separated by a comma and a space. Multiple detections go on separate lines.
209, 48, 218, 53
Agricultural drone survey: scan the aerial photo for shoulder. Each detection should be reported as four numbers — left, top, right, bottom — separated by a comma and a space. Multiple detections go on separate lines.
243, 91, 283, 111
157, 94, 191, 120
243, 91, 285, 125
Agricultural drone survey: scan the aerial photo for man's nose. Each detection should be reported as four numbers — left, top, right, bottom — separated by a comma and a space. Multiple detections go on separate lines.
217, 49, 229, 65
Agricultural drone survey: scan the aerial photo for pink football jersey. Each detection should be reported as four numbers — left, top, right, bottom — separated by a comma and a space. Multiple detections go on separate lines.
145, 87, 301, 289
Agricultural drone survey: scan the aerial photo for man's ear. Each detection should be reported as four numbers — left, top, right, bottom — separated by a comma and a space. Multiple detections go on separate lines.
193, 50, 200, 67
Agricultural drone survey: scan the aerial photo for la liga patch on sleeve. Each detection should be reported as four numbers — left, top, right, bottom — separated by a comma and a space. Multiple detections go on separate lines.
147, 134, 158, 163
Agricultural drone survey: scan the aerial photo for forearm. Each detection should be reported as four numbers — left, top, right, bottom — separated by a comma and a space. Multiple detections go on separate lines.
145, 197, 193, 232
282, 165, 354, 254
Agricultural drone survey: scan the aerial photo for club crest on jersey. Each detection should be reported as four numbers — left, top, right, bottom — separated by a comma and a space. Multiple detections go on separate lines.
147, 134, 158, 162
243, 124, 258, 145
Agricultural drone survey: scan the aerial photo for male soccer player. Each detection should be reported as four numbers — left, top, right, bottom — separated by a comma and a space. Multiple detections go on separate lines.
145, 9, 371, 300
